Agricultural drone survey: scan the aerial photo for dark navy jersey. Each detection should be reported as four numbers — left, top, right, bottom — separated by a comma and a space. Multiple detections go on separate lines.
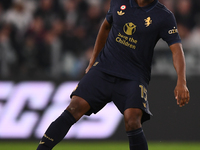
91, 0, 181, 84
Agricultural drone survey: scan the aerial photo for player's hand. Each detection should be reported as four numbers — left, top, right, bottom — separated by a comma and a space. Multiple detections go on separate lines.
85, 58, 96, 74
174, 84, 190, 107
85, 64, 93, 74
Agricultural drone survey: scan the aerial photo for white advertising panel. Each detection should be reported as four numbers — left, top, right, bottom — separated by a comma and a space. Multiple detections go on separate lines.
0, 81, 123, 139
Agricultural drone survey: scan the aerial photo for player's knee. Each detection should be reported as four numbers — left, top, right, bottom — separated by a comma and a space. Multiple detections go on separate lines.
124, 108, 143, 131
66, 96, 90, 120
125, 118, 141, 131
66, 106, 76, 114
66, 105, 83, 121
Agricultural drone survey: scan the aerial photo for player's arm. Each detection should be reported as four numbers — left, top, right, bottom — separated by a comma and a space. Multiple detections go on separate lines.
170, 43, 190, 107
85, 18, 112, 73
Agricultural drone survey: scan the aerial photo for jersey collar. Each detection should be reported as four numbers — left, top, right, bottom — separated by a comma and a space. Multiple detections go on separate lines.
129, 0, 158, 12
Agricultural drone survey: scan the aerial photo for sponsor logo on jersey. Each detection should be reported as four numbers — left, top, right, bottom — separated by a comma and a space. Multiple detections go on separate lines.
168, 27, 178, 34
144, 17, 152, 27
117, 5, 126, 16
117, 10, 125, 16
123, 22, 137, 35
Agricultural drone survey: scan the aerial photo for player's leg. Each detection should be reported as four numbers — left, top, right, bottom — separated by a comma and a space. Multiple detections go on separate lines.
124, 108, 148, 150
37, 69, 112, 150
36, 96, 90, 150
112, 79, 150, 150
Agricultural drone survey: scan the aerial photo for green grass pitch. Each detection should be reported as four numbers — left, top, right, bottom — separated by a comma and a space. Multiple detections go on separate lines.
0, 141, 200, 150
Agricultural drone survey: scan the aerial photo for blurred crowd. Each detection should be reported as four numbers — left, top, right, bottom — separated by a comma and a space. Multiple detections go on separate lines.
0, 0, 200, 80
154, 0, 200, 76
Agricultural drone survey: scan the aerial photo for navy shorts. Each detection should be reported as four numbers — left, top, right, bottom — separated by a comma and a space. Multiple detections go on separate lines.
70, 69, 152, 123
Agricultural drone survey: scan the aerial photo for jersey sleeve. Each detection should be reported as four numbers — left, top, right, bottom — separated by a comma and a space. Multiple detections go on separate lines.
106, 0, 113, 24
159, 13, 181, 46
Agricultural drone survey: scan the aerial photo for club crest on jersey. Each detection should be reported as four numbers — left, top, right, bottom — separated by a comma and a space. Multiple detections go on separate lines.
123, 22, 136, 35
144, 17, 152, 27
117, 5, 126, 16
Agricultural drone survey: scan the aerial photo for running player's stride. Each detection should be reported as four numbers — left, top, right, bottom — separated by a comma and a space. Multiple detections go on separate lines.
36, 0, 190, 150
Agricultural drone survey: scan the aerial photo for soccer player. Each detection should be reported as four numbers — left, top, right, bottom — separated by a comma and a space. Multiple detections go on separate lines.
36, 0, 190, 150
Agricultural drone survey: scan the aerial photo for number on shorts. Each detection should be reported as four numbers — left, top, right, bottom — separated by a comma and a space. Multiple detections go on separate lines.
139, 85, 147, 101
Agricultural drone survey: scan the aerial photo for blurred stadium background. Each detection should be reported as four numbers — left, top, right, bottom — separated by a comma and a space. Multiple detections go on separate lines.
0, 0, 200, 149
